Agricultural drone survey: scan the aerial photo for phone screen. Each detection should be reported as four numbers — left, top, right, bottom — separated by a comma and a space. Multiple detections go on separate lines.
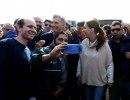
63, 44, 82, 54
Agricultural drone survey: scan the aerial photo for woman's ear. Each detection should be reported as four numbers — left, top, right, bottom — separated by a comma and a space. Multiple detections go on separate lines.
91, 28, 95, 33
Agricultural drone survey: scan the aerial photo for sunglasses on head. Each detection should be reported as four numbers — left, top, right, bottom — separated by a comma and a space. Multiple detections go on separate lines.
45, 24, 51, 27
111, 28, 121, 32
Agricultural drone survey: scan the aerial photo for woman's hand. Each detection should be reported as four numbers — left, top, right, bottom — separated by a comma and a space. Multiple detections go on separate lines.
77, 75, 82, 87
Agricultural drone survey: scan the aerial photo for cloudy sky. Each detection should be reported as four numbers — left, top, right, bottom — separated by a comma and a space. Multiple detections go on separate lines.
0, 0, 129, 24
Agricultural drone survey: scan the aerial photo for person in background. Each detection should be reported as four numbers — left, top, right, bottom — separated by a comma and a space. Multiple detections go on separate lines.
108, 21, 130, 100
39, 14, 66, 47
64, 21, 86, 100
77, 21, 86, 42
72, 21, 87, 100
5, 18, 19, 38
121, 22, 130, 36
77, 19, 114, 100
102, 24, 111, 40
30, 32, 68, 100
63, 21, 86, 100
0, 17, 37, 100
43, 19, 52, 32
64, 22, 71, 31
27, 17, 46, 52
0, 26, 2, 40
1, 23, 14, 39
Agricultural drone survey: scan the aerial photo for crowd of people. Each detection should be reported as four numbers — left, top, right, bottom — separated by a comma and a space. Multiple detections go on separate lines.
0, 15, 130, 100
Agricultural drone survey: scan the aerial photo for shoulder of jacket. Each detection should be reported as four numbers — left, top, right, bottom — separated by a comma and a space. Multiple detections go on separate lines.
34, 46, 50, 54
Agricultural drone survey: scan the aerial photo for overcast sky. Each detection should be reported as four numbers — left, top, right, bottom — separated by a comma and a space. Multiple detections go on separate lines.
0, 0, 129, 24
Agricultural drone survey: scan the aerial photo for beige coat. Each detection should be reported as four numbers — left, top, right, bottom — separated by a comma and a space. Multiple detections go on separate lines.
77, 38, 114, 86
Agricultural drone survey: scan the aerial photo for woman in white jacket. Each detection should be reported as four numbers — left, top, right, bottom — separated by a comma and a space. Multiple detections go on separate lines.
77, 19, 114, 100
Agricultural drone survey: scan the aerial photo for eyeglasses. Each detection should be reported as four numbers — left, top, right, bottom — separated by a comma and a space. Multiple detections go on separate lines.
45, 24, 51, 27
57, 38, 68, 42
111, 28, 121, 32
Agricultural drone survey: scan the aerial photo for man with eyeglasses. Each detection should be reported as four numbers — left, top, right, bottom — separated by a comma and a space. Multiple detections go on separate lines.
30, 32, 68, 100
108, 21, 130, 100
43, 19, 52, 33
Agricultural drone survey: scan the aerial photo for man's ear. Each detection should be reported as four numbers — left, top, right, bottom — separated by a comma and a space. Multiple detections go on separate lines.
53, 39, 55, 44
53, 39, 54, 42
16, 25, 21, 33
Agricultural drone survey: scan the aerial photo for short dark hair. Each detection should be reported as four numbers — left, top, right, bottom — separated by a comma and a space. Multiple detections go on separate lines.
54, 31, 67, 40
103, 25, 111, 30
111, 21, 121, 27
13, 18, 20, 26
16, 18, 25, 28
15, 18, 25, 33
53, 32, 68, 44
77, 21, 85, 27
44, 19, 51, 23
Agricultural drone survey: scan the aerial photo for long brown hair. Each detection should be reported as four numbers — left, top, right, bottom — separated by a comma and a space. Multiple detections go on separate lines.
86, 20, 107, 51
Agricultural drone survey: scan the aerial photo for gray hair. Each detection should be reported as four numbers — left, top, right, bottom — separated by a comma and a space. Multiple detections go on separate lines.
2, 23, 13, 29
53, 14, 66, 26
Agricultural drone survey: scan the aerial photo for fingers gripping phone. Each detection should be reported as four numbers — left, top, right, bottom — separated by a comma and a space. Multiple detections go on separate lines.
63, 44, 82, 54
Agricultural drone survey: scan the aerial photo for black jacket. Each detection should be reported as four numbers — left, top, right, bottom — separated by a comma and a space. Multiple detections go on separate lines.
30, 43, 68, 95
0, 38, 33, 100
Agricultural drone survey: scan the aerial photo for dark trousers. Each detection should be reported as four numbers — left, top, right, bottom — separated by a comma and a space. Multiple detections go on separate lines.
36, 92, 64, 100
64, 77, 84, 100
109, 80, 130, 100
